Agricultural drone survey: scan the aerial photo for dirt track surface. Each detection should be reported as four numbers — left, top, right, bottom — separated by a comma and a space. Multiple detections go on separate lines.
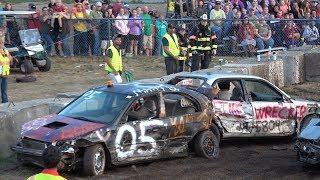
0, 138, 319, 179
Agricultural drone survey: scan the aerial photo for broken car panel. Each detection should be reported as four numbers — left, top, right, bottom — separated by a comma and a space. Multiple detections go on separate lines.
11, 83, 219, 176
167, 72, 320, 138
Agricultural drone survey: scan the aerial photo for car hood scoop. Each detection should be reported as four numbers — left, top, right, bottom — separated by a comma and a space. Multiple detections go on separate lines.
21, 114, 107, 143
43, 121, 68, 129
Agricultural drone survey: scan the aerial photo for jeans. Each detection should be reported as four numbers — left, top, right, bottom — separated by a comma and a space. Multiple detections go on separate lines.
74, 30, 89, 56
191, 51, 211, 71
0, 77, 8, 103
41, 33, 54, 54
211, 25, 223, 43
256, 37, 274, 50
154, 38, 163, 56
285, 38, 303, 47
61, 33, 71, 57
91, 30, 101, 56
223, 22, 233, 37
164, 57, 178, 75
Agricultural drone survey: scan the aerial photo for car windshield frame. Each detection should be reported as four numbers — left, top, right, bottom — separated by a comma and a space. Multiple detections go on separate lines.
58, 90, 132, 124
169, 76, 208, 89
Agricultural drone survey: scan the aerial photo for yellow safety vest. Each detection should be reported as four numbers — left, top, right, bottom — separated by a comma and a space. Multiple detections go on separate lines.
163, 33, 180, 57
105, 45, 123, 73
0, 49, 10, 76
27, 173, 65, 180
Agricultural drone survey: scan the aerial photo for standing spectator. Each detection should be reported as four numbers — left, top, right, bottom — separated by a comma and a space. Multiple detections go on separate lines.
100, 8, 114, 56
283, 20, 302, 48
40, 7, 54, 56
128, 9, 143, 56
83, 0, 92, 15
154, 13, 167, 56
71, 3, 89, 56
255, 16, 274, 50
303, 21, 319, 45
51, 0, 67, 32
0, 36, 13, 103
112, 0, 123, 16
48, 0, 56, 10
101, 1, 111, 15
3, 3, 15, 44
60, 11, 72, 57
90, 2, 103, 56
114, 8, 130, 55
279, 0, 290, 15
210, 1, 225, 44
238, 17, 256, 53
27, 4, 41, 30
136, 6, 144, 55
194, 0, 207, 18
141, 6, 153, 57
269, 14, 285, 47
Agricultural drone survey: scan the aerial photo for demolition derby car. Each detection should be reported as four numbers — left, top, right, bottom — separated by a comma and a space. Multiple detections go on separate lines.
12, 83, 219, 176
167, 72, 320, 138
295, 118, 320, 165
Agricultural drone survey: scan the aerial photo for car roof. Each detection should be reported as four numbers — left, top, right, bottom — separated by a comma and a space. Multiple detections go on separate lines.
175, 71, 264, 82
93, 82, 184, 96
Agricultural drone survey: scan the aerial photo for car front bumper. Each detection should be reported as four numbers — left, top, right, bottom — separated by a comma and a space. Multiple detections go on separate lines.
295, 140, 320, 165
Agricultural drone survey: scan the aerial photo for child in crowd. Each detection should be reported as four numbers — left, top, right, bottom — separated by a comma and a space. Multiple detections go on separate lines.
51, 0, 67, 32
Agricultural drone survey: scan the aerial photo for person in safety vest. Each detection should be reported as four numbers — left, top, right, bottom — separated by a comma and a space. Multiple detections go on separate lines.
162, 23, 180, 75
0, 36, 13, 103
27, 145, 66, 180
189, 14, 217, 71
105, 34, 123, 83
177, 24, 191, 72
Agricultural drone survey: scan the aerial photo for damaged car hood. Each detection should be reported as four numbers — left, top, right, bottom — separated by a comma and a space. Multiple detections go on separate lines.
21, 114, 107, 143
299, 118, 320, 140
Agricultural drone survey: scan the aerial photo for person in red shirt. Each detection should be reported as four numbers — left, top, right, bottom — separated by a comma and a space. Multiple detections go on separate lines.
238, 16, 256, 54
51, 0, 67, 32
27, 146, 66, 180
112, 0, 122, 16
283, 20, 302, 48
27, 3, 41, 30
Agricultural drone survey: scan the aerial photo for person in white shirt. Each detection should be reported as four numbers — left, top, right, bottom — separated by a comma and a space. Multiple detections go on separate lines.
115, 8, 130, 55
303, 21, 319, 45
209, 1, 226, 43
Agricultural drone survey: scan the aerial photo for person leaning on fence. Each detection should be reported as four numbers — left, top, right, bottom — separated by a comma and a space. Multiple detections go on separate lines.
105, 35, 123, 83
162, 23, 180, 75
27, 145, 66, 180
189, 14, 217, 72
0, 36, 12, 104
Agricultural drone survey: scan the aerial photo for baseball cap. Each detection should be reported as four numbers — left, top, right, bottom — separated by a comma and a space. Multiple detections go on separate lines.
200, 14, 208, 20
29, 3, 36, 9
96, 2, 102, 7
168, 23, 176, 29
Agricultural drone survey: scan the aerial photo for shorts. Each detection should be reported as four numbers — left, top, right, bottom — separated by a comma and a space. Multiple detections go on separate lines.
129, 34, 140, 41
143, 35, 153, 49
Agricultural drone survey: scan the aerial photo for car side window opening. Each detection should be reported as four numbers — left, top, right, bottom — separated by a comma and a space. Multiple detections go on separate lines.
245, 80, 283, 102
127, 95, 160, 122
163, 93, 200, 117
209, 80, 245, 101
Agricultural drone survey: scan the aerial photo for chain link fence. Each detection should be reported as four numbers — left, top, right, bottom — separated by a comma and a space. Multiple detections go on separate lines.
3, 17, 320, 58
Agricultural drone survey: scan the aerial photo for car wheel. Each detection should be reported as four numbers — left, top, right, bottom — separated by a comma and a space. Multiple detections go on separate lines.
38, 57, 51, 72
194, 130, 219, 159
83, 144, 106, 176
300, 114, 319, 132
20, 60, 34, 74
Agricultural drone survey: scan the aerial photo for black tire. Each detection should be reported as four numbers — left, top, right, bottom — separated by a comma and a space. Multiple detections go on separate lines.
194, 130, 220, 159
300, 114, 319, 132
16, 76, 37, 83
83, 144, 106, 176
20, 60, 34, 74
210, 123, 221, 142
38, 57, 51, 72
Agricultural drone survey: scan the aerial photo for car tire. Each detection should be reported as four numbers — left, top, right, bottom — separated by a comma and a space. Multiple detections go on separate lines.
210, 123, 221, 142
300, 114, 319, 132
16, 76, 37, 83
83, 144, 106, 176
194, 130, 219, 159
20, 60, 34, 74
38, 57, 51, 72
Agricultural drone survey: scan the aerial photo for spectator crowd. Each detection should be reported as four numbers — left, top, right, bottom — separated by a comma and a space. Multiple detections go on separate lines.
0, 0, 319, 58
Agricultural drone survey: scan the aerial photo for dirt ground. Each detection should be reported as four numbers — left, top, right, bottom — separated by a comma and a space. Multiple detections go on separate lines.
1, 56, 320, 179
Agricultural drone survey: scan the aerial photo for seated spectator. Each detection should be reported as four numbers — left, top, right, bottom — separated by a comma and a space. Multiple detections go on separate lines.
291, 1, 303, 19
251, 0, 263, 15
210, 1, 225, 43
303, 21, 319, 45
269, 14, 285, 47
255, 16, 274, 50
115, 8, 130, 55
261, 5, 271, 19
276, 9, 284, 18
279, 0, 290, 15
248, 8, 259, 27
238, 17, 256, 53
231, 11, 242, 37
231, 0, 245, 10
194, 0, 207, 18
223, 4, 234, 37
51, 0, 67, 32
128, 9, 143, 56
269, 0, 277, 15
283, 20, 302, 48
